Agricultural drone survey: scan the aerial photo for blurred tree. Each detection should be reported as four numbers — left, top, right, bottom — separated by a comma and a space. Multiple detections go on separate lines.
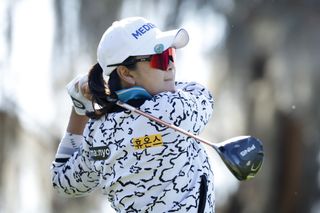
221, 1, 320, 213
0, 0, 315, 212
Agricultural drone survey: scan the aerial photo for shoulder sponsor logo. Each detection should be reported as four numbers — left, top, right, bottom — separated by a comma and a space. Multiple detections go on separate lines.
89, 146, 110, 160
132, 134, 163, 150
131, 23, 156, 40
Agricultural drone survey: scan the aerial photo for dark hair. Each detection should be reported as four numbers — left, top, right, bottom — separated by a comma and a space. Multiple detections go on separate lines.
87, 58, 137, 119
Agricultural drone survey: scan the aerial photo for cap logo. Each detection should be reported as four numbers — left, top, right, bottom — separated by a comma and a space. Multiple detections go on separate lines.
131, 23, 156, 40
154, 44, 164, 53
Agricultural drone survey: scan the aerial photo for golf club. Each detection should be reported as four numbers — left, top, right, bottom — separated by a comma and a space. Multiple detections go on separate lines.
115, 100, 264, 181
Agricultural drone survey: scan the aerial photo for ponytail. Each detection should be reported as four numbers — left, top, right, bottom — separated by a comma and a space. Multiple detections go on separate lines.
87, 63, 119, 119
87, 57, 138, 119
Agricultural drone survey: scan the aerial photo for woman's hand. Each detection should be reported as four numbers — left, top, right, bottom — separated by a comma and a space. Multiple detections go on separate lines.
66, 74, 94, 115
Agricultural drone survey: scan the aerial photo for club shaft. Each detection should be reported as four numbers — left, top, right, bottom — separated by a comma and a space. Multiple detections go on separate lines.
116, 101, 218, 150
116, 101, 263, 181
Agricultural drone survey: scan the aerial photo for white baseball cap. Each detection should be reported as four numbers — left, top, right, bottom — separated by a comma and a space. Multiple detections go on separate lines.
97, 17, 189, 76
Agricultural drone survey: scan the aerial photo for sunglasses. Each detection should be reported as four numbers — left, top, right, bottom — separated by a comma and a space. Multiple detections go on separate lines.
107, 48, 176, 71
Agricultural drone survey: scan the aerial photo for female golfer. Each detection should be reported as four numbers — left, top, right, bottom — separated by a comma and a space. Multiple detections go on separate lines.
51, 17, 215, 212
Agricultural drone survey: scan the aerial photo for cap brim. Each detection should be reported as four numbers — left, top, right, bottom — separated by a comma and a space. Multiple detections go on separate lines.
158, 28, 189, 49
131, 28, 189, 56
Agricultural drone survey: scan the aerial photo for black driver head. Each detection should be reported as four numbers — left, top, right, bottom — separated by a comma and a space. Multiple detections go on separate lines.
217, 136, 264, 181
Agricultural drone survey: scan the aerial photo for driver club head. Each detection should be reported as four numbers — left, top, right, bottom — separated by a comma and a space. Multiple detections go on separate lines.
217, 136, 264, 181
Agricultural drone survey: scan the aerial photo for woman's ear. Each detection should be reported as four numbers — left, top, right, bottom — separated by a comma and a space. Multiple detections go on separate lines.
116, 66, 135, 86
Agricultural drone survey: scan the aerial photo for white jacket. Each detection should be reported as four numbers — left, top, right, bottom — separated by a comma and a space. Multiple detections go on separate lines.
51, 81, 215, 213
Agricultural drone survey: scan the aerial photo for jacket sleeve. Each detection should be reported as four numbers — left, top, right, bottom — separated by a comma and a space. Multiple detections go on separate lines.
143, 81, 214, 135
50, 132, 100, 197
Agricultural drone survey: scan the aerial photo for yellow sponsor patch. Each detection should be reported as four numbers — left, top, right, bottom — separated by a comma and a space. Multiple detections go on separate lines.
132, 134, 163, 150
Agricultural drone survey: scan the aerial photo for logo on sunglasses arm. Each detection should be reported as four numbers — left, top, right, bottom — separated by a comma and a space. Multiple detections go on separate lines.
154, 44, 164, 54
131, 23, 156, 40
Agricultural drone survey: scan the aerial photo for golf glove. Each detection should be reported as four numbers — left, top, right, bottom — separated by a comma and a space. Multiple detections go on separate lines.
66, 74, 94, 115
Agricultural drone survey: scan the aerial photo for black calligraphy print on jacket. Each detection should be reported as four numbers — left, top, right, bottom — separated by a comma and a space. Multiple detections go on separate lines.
51, 82, 215, 212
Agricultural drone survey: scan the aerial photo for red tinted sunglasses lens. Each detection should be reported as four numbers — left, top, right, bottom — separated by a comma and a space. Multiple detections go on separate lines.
150, 48, 176, 71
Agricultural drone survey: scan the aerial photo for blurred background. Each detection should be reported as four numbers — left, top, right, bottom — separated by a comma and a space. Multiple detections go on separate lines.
0, 0, 319, 212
